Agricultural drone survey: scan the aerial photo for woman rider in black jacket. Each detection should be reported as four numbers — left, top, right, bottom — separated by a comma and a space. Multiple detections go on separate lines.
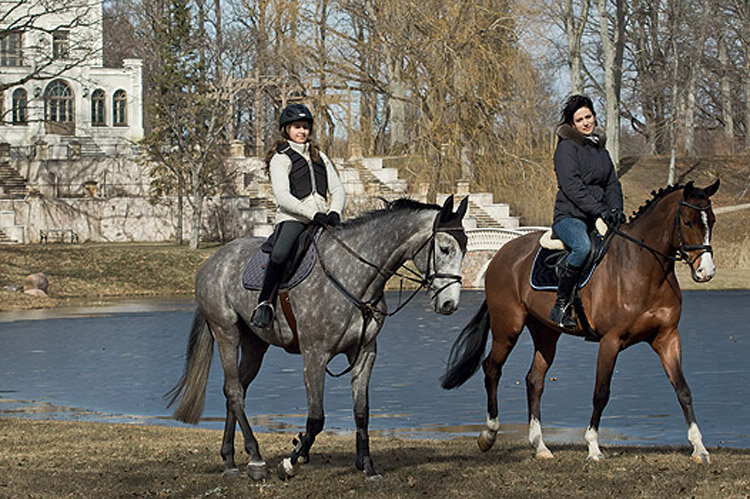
549, 95, 625, 328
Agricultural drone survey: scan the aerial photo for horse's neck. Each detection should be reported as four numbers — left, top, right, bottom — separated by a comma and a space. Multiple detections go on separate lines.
332, 210, 435, 290
613, 193, 679, 278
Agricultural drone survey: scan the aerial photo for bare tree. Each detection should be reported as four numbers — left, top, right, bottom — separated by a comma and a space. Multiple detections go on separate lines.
0, 0, 103, 94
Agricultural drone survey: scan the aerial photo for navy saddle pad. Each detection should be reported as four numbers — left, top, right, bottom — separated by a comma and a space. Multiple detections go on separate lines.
241, 232, 319, 291
529, 247, 596, 292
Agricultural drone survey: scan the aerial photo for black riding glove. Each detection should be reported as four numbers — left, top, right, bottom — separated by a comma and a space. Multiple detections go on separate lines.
313, 212, 327, 226
325, 212, 341, 226
601, 208, 626, 228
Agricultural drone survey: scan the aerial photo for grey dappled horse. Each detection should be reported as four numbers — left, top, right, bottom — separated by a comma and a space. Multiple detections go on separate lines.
167, 196, 469, 481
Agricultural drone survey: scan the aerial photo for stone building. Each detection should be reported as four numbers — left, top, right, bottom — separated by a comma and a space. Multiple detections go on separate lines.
0, 0, 143, 155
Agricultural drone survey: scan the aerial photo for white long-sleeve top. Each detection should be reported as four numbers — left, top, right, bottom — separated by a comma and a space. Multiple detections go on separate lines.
268, 140, 346, 224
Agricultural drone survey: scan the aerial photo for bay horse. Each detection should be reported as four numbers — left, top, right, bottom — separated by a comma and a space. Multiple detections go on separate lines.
167, 196, 468, 481
441, 180, 719, 463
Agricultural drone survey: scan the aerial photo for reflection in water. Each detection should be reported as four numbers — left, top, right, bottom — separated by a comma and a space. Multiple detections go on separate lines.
0, 290, 748, 447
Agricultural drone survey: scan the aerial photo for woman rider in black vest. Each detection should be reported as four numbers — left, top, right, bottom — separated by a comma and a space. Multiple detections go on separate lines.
549, 95, 625, 329
250, 103, 346, 329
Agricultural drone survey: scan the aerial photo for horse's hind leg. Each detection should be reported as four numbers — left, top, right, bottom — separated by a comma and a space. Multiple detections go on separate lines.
525, 321, 561, 459
213, 321, 268, 479
479, 315, 523, 452
350, 344, 380, 480
651, 328, 710, 464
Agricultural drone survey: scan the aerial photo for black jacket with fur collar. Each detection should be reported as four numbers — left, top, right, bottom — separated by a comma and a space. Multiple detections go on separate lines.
552, 124, 623, 225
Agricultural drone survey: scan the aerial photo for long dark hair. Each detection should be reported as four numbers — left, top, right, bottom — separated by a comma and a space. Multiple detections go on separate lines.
264, 125, 322, 168
558, 94, 596, 127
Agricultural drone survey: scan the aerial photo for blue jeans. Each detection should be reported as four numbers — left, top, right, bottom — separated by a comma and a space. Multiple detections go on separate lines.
552, 217, 590, 268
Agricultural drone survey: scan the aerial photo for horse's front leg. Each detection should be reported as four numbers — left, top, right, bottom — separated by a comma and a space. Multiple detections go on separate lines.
350, 343, 380, 480
585, 334, 622, 462
650, 328, 710, 464
277, 352, 327, 480
525, 322, 561, 459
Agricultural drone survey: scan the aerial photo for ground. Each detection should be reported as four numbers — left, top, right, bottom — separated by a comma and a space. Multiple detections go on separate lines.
0, 418, 748, 497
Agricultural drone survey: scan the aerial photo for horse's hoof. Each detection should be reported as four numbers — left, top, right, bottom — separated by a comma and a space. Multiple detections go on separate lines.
536, 449, 554, 459
586, 453, 605, 462
477, 430, 496, 452
276, 458, 297, 481
221, 468, 241, 477
246, 461, 268, 481
692, 453, 711, 465
365, 472, 384, 482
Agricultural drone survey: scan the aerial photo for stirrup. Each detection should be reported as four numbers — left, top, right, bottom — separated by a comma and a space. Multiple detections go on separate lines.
549, 302, 576, 329
251, 301, 275, 328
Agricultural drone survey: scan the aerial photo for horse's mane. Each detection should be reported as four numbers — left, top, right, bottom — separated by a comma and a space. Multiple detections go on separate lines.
340, 197, 440, 230
630, 183, 684, 222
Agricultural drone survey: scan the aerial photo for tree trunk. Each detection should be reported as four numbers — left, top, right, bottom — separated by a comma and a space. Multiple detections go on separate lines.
597, 0, 625, 168
564, 0, 590, 94
176, 175, 184, 246
719, 36, 735, 151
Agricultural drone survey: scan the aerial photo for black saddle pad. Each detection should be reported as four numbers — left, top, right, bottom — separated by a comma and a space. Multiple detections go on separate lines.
241, 229, 320, 291
529, 247, 597, 291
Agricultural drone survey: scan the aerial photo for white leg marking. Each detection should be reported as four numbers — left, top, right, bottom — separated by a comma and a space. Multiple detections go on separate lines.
282, 457, 297, 477
585, 426, 604, 462
688, 422, 711, 464
528, 417, 553, 459
486, 414, 501, 432
478, 414, 500, 452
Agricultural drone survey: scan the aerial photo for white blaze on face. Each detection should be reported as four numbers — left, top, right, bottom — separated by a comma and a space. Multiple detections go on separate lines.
696, 211, 715, 281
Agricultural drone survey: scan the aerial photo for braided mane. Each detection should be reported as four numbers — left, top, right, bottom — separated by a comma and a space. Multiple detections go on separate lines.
630, 183, 684, 222
340, 197, 440, 229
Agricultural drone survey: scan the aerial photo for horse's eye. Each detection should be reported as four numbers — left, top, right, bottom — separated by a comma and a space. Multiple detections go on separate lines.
683, 218, 693, 228
440, 245, 451, 255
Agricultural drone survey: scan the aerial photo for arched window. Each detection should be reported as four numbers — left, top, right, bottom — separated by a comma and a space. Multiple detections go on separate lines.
91, 89, 105, 126
44, 79, 74, 134
12, 88, 27, 124
113, 89, 127, 126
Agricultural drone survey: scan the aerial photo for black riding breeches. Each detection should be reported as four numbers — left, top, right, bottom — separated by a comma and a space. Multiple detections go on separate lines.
270, 221, 306, 265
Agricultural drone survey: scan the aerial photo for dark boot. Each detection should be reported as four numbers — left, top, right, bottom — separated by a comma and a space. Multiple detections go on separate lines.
251, 260, 285, 329
549, 262, 582, 328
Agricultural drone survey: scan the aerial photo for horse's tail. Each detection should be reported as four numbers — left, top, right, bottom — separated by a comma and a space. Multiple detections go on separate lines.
165, 310, 214, 424
440, 300, 490, 390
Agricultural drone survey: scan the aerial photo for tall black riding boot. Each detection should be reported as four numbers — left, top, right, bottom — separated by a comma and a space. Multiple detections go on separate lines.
549, 262, 582, 329
251, 260, 285, 329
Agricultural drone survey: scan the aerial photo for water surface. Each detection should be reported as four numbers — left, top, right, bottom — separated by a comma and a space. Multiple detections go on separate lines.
0, 290, 747, 447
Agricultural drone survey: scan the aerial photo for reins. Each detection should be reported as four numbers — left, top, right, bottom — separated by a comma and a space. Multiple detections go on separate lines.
311, 214, 464, 377
609, 195, 713, 270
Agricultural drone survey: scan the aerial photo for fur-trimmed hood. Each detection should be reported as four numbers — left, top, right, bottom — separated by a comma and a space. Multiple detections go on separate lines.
556, 123, 607, 149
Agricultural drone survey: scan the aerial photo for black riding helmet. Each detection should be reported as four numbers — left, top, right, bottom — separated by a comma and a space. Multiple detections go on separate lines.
279, 103, 313, 131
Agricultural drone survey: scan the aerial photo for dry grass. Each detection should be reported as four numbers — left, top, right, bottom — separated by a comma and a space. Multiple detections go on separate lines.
0, 418, 748, 498
0, 242, 219, 311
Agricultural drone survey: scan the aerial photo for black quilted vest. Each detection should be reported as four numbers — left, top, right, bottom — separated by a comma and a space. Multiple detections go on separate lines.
277, 143, 328, 199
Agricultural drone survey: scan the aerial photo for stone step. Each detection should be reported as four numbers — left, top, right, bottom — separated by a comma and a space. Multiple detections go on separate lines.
0, 162, 27, 199
468, 201, 504, 228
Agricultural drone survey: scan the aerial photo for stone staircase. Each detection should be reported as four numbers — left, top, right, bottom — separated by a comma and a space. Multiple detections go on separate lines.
60, 136, 106, 157
468, 201, 504, 228
0, 161, 27, 199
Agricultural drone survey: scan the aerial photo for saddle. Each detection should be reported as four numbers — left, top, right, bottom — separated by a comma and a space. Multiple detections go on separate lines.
241, 226, 321, 292
530, 219, 611, 342
530, 218, 608, 291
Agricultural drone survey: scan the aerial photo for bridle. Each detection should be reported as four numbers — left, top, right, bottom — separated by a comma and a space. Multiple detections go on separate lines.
610, 194, 713, 275
311, 211, 465, 377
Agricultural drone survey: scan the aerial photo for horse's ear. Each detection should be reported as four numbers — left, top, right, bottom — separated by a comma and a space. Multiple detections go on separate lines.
704, 179, 720, 197
440, 195, 455, 222
455, 196, 468, 220
442, 194, 454, 213
683, 181, 695, 197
